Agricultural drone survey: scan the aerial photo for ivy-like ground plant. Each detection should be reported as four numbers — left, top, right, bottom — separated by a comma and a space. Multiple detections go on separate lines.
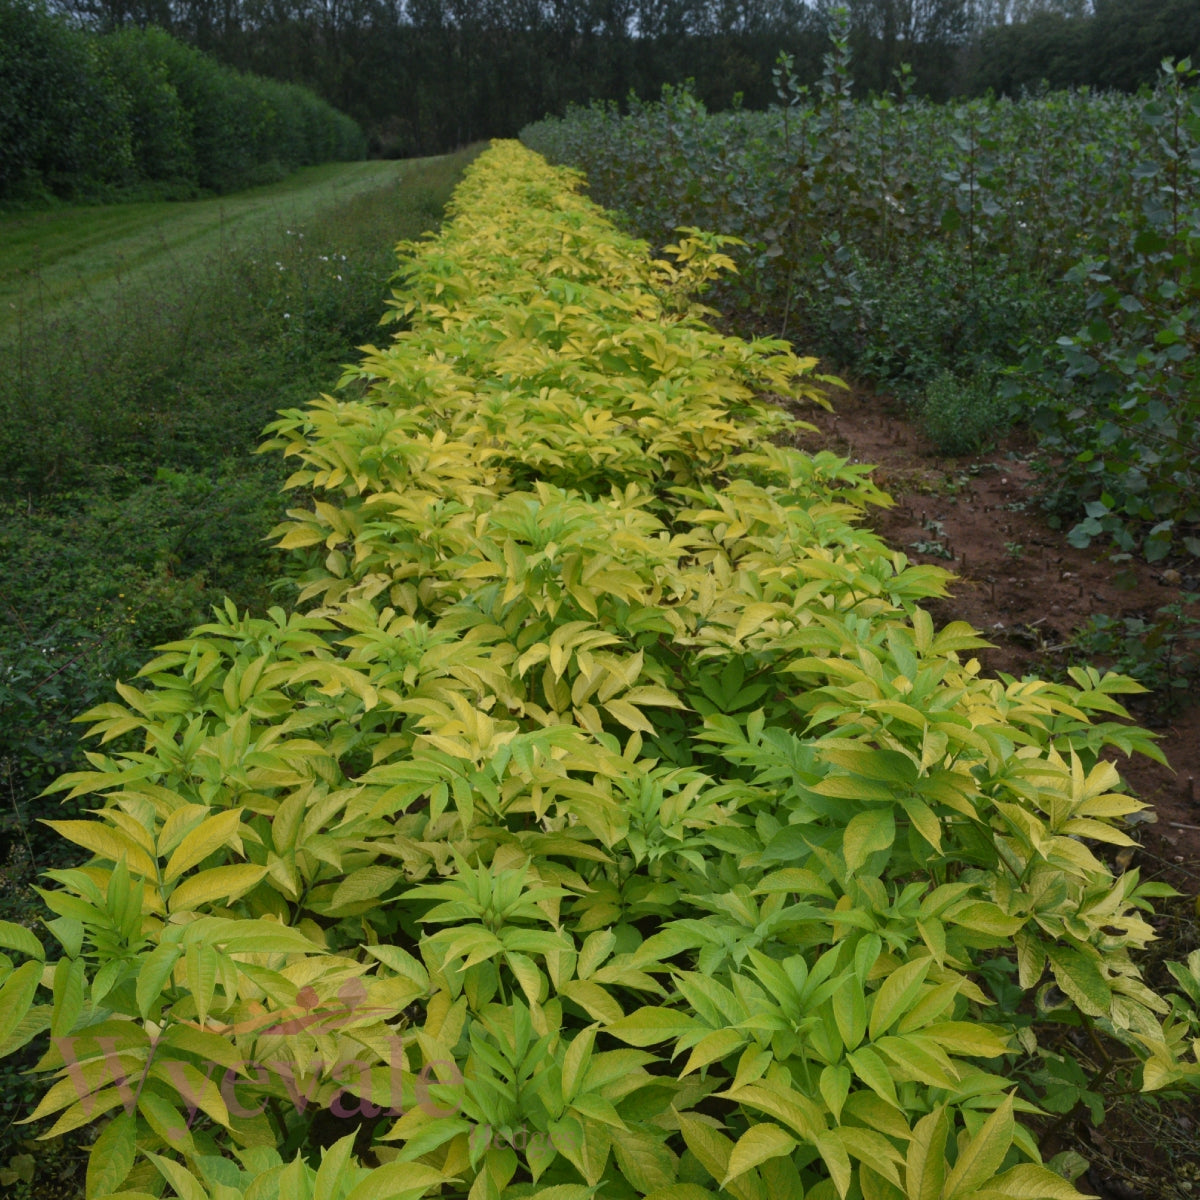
0, 141, 1196, 1200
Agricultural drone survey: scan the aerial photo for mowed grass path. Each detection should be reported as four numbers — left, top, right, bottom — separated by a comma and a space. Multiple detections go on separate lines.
0, 158, 444, 333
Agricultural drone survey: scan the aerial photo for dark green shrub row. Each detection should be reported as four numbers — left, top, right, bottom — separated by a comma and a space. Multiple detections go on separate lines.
0, 0, 364, 203
521, 21, 1200, 561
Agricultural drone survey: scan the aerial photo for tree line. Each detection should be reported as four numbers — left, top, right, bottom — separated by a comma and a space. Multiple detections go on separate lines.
35, 0, 1200, 157
1, 0, 364, 202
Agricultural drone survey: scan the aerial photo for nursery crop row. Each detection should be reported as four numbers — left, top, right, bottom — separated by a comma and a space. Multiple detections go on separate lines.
521, 38, 1200, 562
0, 142, 1194, 1200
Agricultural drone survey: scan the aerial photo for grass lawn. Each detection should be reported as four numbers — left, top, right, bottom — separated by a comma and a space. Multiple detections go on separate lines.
0, 159, 442, 333
0, 145, 484, 1195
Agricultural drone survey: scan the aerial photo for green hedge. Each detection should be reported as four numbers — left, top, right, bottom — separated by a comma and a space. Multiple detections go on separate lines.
0, 1, 365, 203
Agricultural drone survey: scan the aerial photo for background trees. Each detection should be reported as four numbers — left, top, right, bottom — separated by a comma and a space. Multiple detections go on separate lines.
19, 0, 1200, 160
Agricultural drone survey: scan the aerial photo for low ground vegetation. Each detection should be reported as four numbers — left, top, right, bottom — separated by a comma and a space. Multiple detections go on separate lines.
2, 141, 1198, 1200
0, 157, 479, 1161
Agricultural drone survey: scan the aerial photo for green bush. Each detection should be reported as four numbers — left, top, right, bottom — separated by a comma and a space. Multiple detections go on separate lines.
0, 2, 365, 203
99, 27, 196, 192
916, 368, 1011, 456
0, 0, 132, 200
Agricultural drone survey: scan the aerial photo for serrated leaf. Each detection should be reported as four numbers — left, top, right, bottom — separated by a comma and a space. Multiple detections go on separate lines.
86, 1111, 136, 1199
943, 1094, 1014, 1198
185, 942, 219, 1026
146, 1059, 230, 1129
0, 921, 45, 961
560, 980, 623, 1023
724, 1123, 797, 1184
0, 960, 43, 1048
136, 944, 181, 1018
562, 1024, 598, 1102
819, 1063, 852, 1122
869, 956, 931, 1041
682, 1027, 744, 1075
611, 1128, 677, 1193
314, 1133, 357, 1200
603, 699, 656, 734
163, 810, 243, 883
843, 809, 896, 874
920, 1022, 1009, 1059
168, 865, 269, 913
41, 822, 156, 878
604, 1006, 696, 1046
51, 957, 85, 1038
1045, 945, 1110, 1017
986, 1163, 1088, 1199
904, 1106, 948, 1200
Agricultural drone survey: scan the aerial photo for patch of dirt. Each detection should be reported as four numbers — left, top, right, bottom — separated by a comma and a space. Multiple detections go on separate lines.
795, 384, 1200, 876
794, 383, 1200, 1200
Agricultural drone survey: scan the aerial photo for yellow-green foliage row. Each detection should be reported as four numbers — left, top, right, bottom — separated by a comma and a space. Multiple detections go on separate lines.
2, 142, 1196, 1200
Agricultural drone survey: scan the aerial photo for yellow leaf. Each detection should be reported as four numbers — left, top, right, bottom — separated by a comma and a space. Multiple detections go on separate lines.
723, 1123, 797, 1185
168, 865, 268, 913
163, 809, 244, 883
41, 822, 157, 879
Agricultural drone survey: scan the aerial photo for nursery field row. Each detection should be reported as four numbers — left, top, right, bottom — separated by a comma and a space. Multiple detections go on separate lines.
521, 32, 1200, 564
1, 142, 1196, 1200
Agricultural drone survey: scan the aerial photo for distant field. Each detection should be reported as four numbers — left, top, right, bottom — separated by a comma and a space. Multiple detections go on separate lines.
0, 159, 441, 333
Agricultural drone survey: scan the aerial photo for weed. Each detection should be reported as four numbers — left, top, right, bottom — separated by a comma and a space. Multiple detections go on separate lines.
1068, 593, 1200, 711
917, 368, 1013, 456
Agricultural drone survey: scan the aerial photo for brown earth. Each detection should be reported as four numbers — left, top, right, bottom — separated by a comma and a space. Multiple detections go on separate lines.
794, 382, 1200, 1200
793, 384, 1200, 869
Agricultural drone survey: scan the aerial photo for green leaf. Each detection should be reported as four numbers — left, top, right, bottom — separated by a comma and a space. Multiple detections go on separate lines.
819, 1064, 852, 1122
50, 957, 85, 1038
0, 961, 43, 1048
986, 1163, 1088, 1199
604, 1006, 696, 1047
185, 943, 219, 1026
86, 1112, 137, 1200
951, 903, 1024, 937
168, 865, 269, 913
843, 809, 895, 874
611, 1128, 677, 1193
0, 921, 45, 961
163, 809, 243, 883
868, 956, 931, 1041
919, 1022, 1009, 1059
561, 1024, 598, 1102
943, 1094, 1014, 1199
724, 1124, 797, 1185
137, 944, 181, 1018
314, 1134, 357, 1200
904, 1106, 948, 1200
178, 917, 321, 955
846, 1046, 900, 1107
815, 1129, 852, 1199
682, 1028, 745, 1075
145, 1155, 208, 1200
1045, 945, 1110, 1017
875, 1035, 957, 1088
